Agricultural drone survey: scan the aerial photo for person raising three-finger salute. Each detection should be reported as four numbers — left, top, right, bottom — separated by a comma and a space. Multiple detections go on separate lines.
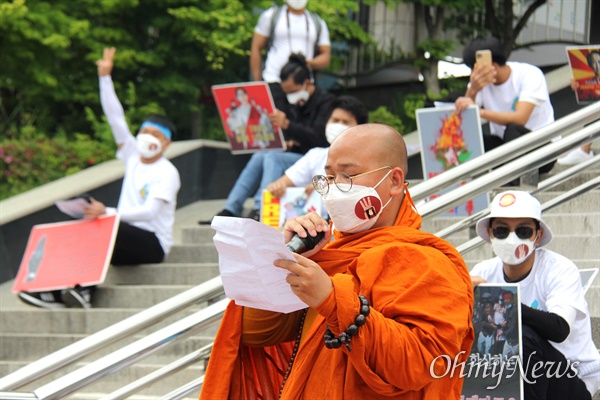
201, 124, 474, 399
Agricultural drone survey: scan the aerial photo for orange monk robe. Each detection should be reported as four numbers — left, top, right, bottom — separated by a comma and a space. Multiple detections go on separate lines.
200, 190, 474, 399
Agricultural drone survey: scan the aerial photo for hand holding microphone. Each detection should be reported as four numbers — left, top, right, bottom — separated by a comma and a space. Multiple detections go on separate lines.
282, 213, 330, 256
275, 213, 333, 308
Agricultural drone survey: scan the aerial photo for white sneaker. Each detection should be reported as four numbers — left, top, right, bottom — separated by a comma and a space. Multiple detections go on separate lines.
557, 148, 594, 166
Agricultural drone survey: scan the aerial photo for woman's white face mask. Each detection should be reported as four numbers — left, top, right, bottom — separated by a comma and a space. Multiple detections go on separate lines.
322, 170, 392, 234
325, 123, 350, 144
491, 232, 537, 265
136, 133, 162, 159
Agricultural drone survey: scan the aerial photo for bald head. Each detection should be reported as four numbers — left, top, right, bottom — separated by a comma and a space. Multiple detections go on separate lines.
330, 123, 408, 174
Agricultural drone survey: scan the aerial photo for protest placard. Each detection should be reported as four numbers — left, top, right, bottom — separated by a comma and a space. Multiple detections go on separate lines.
461, 283, 523, 400
212, 82, 286, 154
566, 45, 600, 104
260, 187, 324, 230
416, 105, 489, 217
12, 215, 119, 293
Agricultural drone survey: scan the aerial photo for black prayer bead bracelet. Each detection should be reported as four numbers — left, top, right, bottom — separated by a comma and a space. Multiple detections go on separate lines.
324, 295, 370, 351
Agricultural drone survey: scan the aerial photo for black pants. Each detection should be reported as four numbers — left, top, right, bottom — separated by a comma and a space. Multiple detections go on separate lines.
483, 123, 556, 174
522, 325, 591, 400
111, 222, 165, 265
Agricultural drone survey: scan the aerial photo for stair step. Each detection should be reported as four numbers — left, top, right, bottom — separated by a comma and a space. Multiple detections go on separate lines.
422, 213, 600, 236
0, 360, 204, 398
93, 285, 195, 308
164, 244, 218, 263
0, 307, 211, 335
0, 332, 215, 363
104, 263, 220, 285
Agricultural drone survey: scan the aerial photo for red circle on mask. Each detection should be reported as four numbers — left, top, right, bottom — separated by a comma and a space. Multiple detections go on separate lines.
354, 195, 382, 220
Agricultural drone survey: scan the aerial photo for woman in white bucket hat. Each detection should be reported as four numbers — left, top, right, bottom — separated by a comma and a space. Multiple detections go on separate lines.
470, 190, 599, 399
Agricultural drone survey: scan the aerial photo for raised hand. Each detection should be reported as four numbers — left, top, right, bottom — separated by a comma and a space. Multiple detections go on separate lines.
97, 47, 116, 77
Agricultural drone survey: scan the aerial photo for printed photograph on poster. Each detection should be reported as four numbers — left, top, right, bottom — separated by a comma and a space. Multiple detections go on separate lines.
212, 82, 286, 154
566, 45, 600, 104
461, 283, 523, 400
12, 215, 120, 293
260, 187, 325, 230
416, 105, 489, 217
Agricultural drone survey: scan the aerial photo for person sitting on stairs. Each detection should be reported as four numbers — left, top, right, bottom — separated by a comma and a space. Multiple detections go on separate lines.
18, 47, 181, 309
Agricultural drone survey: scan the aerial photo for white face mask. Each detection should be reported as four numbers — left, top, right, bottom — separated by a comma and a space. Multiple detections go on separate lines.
286, 85, 310, 106
136, 133, 162, 159
286, 0, 308, 10
491, 232, 536, 265
325, 123, 350, 144
322, 170, 392, 233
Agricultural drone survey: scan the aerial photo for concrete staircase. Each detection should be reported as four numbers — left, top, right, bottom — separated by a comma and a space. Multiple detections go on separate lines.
0, 164, 598, 398
0, 201, 225, 399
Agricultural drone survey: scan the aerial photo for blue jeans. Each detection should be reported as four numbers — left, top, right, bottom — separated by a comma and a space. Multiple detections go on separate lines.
224, 151, 303, 215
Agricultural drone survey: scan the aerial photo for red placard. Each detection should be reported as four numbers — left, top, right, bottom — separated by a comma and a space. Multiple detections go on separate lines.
12, 215, 119, 293
212, 82, 286, 154
566, 45, 600, 104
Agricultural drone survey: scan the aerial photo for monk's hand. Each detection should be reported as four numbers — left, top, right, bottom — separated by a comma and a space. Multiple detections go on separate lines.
83, 198, 106, 220
282, 212, 331, 258
274, 254, 333, 308
471, 275, 487, 287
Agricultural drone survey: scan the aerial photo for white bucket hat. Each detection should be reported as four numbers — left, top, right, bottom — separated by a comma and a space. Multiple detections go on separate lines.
475, 191, 553, 246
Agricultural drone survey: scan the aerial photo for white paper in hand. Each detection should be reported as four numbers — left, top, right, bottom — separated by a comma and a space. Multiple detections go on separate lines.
211, 216, 308, 313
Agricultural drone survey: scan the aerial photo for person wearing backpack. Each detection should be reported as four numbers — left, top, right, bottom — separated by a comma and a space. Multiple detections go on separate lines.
250, 0, 330, 111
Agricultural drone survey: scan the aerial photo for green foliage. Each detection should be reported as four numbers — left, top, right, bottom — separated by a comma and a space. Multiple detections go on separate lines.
368, 106, 405, 134
0, 131, 116, 200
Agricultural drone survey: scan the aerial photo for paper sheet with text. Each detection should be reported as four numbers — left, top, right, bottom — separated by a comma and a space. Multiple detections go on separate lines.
211, 216, 308, 313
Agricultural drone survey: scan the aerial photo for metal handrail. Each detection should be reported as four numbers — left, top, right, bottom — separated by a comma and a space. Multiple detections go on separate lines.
170, 175, 600, 400
0, 392, 38, 400
417, 121, 600, 219
434, 154, 600, 239
100, 344, 213, 400
456, 176, 600, 255
0, 276, 224, 391
32, 299, 228, 400
161, 376, 205, 400
3, 111, 598, 399
410, 102, 600, 202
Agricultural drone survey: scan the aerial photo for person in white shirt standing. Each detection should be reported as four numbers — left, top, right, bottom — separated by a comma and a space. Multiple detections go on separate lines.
250, 0, 330, 112
470, 190, 599, 400
17, 47, 181, 309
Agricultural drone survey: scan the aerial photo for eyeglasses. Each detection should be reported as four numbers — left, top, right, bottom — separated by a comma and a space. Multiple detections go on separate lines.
491, 226, 535, 240
312, 166, 392, 195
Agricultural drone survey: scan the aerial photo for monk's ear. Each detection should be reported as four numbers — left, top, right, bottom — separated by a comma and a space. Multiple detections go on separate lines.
389, 167, 405, 196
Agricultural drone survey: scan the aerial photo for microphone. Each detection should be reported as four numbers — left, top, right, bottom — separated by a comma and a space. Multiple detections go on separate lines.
285, 231, 325, 253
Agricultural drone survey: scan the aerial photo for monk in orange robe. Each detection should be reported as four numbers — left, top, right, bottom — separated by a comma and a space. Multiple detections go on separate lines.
200, 124, 474, 399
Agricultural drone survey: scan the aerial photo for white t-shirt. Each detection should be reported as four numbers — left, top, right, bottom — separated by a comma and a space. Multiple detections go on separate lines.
476, 61, 554, 139
100, 76, 181, 255
255, 5, 330, 82
470, 248, 600, 396
285, 146, 328, 186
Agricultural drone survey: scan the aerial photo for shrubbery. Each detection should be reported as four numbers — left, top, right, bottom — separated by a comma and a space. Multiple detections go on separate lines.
0, 128, 116, 201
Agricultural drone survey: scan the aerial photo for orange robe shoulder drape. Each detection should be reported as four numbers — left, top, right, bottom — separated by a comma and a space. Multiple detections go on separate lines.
200, 191, 474, 399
